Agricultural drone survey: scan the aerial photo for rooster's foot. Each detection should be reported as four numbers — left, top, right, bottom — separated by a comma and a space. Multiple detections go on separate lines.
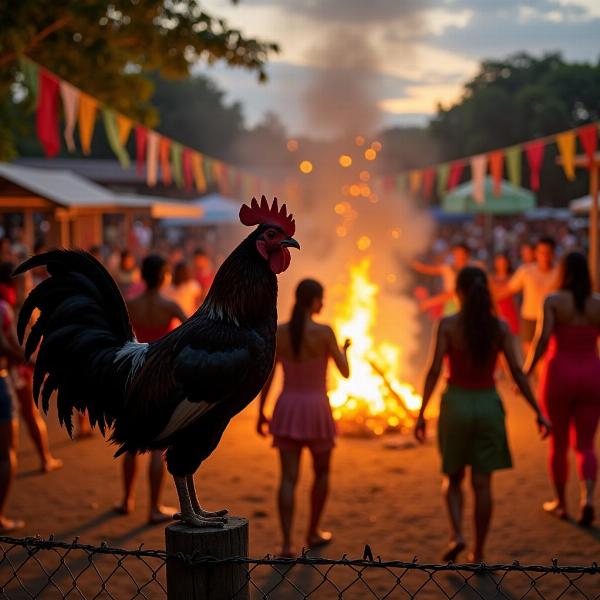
195, 506, 228, 519
173, 512, 226, 528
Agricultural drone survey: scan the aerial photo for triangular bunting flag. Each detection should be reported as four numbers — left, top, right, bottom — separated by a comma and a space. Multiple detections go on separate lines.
102, 108, 130, 168
20, 58, 39, 108
409, 170, 422, 196
78, 93, 98, 155
146, 131, 160, 187
448, 162, 464, 190
171, 142, 183, 188
437, 164, 449, 198
182, 147, 194, 191
556, 131, 576, 180
117, 114, 133, 147
488, 150, 504, 196
525, 141, 544, 191
422, 168, 435, 201
135, 125, 148, 176
159, 137, 172, 186
191, 152, 207, 193
505, 146, 522, 188
36, 70, 60, 158
471, 154, 487, 204
60, 81, 80, 153
578, 123, 598, 164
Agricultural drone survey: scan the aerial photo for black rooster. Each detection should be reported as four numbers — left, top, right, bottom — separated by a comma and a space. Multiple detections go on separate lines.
15, 197, 299, 527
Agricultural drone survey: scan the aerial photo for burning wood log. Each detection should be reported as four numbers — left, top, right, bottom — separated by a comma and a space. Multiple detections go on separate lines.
367, 359, 418, 420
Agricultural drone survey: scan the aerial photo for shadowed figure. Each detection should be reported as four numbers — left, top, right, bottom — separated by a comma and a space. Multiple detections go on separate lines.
258, 279, 350, 557
526, 251, 600, 526
416, 266, 550, 563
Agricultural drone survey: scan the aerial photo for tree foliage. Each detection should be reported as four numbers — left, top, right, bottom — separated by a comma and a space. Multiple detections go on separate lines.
0, 0, 278, 159
429, 52, 600, 204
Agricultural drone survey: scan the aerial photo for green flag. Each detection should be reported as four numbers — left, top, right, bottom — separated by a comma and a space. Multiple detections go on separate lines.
437, 163, 450, 198
171, 142, 183, 188
102, 108, 130, 168
505, 145, 522, 188
19, 57, 39, 107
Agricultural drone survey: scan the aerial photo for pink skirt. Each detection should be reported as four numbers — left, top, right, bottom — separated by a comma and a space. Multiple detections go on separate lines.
270, 390, 337, 449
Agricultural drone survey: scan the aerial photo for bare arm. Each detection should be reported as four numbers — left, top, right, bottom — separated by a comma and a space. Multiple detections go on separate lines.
415, 320, 448, 442
411, 260, 444, 277
501, 323, 550, 437
257, 327, 282, 436
326, 326, 350, 378
169, 300, 188, 324
419, 291, 454, 312
523, 297, 555, 376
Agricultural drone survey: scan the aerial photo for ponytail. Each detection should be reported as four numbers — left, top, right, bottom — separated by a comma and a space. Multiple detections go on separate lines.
289, 279, 323, 357
457, 267, 500, 366
560, 251, 591, 313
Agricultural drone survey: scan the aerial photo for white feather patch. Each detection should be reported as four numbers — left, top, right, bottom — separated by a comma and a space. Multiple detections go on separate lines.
114, 341, 149, 386
154, 399, 214, 441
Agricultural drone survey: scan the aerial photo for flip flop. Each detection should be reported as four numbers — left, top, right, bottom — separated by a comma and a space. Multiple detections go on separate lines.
0, 518, 25, 534
306, 531, 333, 548
442, 541, 466, 563
543, 501, 568, 520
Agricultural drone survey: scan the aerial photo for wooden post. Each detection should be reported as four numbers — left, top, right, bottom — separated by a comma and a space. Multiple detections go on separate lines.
557, 151, 600, 290
165, 517, 249, 600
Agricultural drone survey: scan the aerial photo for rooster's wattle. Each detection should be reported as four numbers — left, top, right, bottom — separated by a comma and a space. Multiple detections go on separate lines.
15, 196, 299, 527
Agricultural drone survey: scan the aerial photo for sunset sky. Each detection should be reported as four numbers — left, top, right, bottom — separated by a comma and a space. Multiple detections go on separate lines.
198, 0, 600, 135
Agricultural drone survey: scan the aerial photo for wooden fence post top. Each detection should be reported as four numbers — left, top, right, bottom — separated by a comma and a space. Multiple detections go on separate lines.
165, 517, 249, 599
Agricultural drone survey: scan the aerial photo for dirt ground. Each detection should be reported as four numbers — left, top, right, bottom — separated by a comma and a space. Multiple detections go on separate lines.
5, 381, 600, 598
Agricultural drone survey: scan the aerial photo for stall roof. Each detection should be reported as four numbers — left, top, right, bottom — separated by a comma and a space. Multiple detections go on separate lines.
0, 163, 202, 218
161, 193, 241, 227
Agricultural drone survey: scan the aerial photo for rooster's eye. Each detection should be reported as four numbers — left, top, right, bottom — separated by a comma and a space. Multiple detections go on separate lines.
266, 230, 276, 239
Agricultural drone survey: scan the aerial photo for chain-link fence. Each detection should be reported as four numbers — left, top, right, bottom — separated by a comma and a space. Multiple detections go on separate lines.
2, 535, 600, 599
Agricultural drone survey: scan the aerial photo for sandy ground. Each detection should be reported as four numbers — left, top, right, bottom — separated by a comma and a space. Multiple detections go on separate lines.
4, 381, 600, 598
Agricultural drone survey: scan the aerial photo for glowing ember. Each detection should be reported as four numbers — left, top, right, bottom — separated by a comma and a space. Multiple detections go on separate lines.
299, 160, 313, 174
355, 135, 365, 146
329, 259, 422, 436
364, 148, 377, 161
359, 170, 370, 182
287, 139, 299, 152
371, 140, 383, 152
357, 236, 372, 251
339, 154, 353, 167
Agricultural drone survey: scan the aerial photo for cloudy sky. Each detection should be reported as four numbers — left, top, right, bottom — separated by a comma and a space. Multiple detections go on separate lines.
197, 0, 600, 135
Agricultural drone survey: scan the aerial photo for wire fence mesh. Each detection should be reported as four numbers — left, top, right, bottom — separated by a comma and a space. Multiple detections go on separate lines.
1, 535, 600, 599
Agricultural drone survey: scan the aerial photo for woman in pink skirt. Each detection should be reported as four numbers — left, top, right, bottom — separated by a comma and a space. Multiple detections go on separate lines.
258, 279, 350, 557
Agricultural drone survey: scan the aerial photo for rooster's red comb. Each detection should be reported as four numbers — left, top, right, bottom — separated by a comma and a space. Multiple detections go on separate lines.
239, 196, 295, 237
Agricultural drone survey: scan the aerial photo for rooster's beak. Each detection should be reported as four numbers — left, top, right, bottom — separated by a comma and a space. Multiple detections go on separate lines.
282, 237, 300, 250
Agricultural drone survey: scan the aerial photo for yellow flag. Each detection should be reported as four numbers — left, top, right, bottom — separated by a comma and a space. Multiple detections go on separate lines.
409, 170, 422, 195
191, 152, 207, 193
556, 131, 576, 180
116, 114, 133, 146
78, 93, 98, 155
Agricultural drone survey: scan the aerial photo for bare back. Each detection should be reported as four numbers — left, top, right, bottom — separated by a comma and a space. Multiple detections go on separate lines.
546, 291, 600, 327
276, 319, 349, 378
127, 291, 186, 336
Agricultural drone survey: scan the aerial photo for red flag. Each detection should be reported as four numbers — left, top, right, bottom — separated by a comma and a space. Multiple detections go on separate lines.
525, 141, 545, 191
182, 147, 193, 191
578, 124, 598, 163
135, 125, 148, 175
488, 150, 504, 196
36, 71, 60, 158
422, 168, 435, 200
447, 161, 464, 190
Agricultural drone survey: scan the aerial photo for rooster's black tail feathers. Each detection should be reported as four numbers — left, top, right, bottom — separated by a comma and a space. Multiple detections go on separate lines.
14, 250, 135, 435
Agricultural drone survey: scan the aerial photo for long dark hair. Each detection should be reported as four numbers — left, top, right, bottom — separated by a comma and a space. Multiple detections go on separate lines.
289, 279, 323, 357
456, 266, 500, 366
561, 251, 591, 313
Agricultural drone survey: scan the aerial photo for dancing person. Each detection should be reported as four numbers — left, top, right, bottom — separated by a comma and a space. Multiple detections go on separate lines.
519, 242, 535, 266
115, 255, 186, 524
491, 253, 519, 337
415, 267, 550, 563
505, 237, 558, 360
257, 279, 350, 557
114, 249, 141, 299
0, 303, 27, 532
0, 264, 62, 471
192, 248, 215, 299
165, 260, 202, 318
525, 252, 600, 526
412, 243, 473, 315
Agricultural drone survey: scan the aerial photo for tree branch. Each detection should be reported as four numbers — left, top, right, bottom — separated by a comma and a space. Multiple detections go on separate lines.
0, 16, 72, 66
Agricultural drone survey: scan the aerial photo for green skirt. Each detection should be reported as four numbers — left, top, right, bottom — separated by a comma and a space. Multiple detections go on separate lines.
438, 385, 513, 474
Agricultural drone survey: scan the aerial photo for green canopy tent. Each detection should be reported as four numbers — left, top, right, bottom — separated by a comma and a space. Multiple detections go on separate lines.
442, 177, 536, 214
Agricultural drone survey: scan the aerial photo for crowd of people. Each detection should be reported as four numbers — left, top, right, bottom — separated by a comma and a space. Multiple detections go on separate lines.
0, 216, 599, 565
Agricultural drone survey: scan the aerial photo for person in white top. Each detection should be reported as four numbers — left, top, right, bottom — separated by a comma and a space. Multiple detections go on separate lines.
507, 237, 559, 357
165, 261, 202, 318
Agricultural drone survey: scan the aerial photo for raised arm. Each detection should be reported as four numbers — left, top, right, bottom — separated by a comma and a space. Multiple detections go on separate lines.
415, 319, 448, 442
326, 326, 350, 379
523, 297, 555, 376
501, 322, 551, 438
169, 299, 188, 325
411, 259, 444, 277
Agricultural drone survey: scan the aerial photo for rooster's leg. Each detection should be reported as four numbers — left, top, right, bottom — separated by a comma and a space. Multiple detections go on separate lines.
173, 476, 225, 528
187, 474, 228, 519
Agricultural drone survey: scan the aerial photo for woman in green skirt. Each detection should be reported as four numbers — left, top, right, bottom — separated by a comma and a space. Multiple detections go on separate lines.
415, 266, 551, 563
